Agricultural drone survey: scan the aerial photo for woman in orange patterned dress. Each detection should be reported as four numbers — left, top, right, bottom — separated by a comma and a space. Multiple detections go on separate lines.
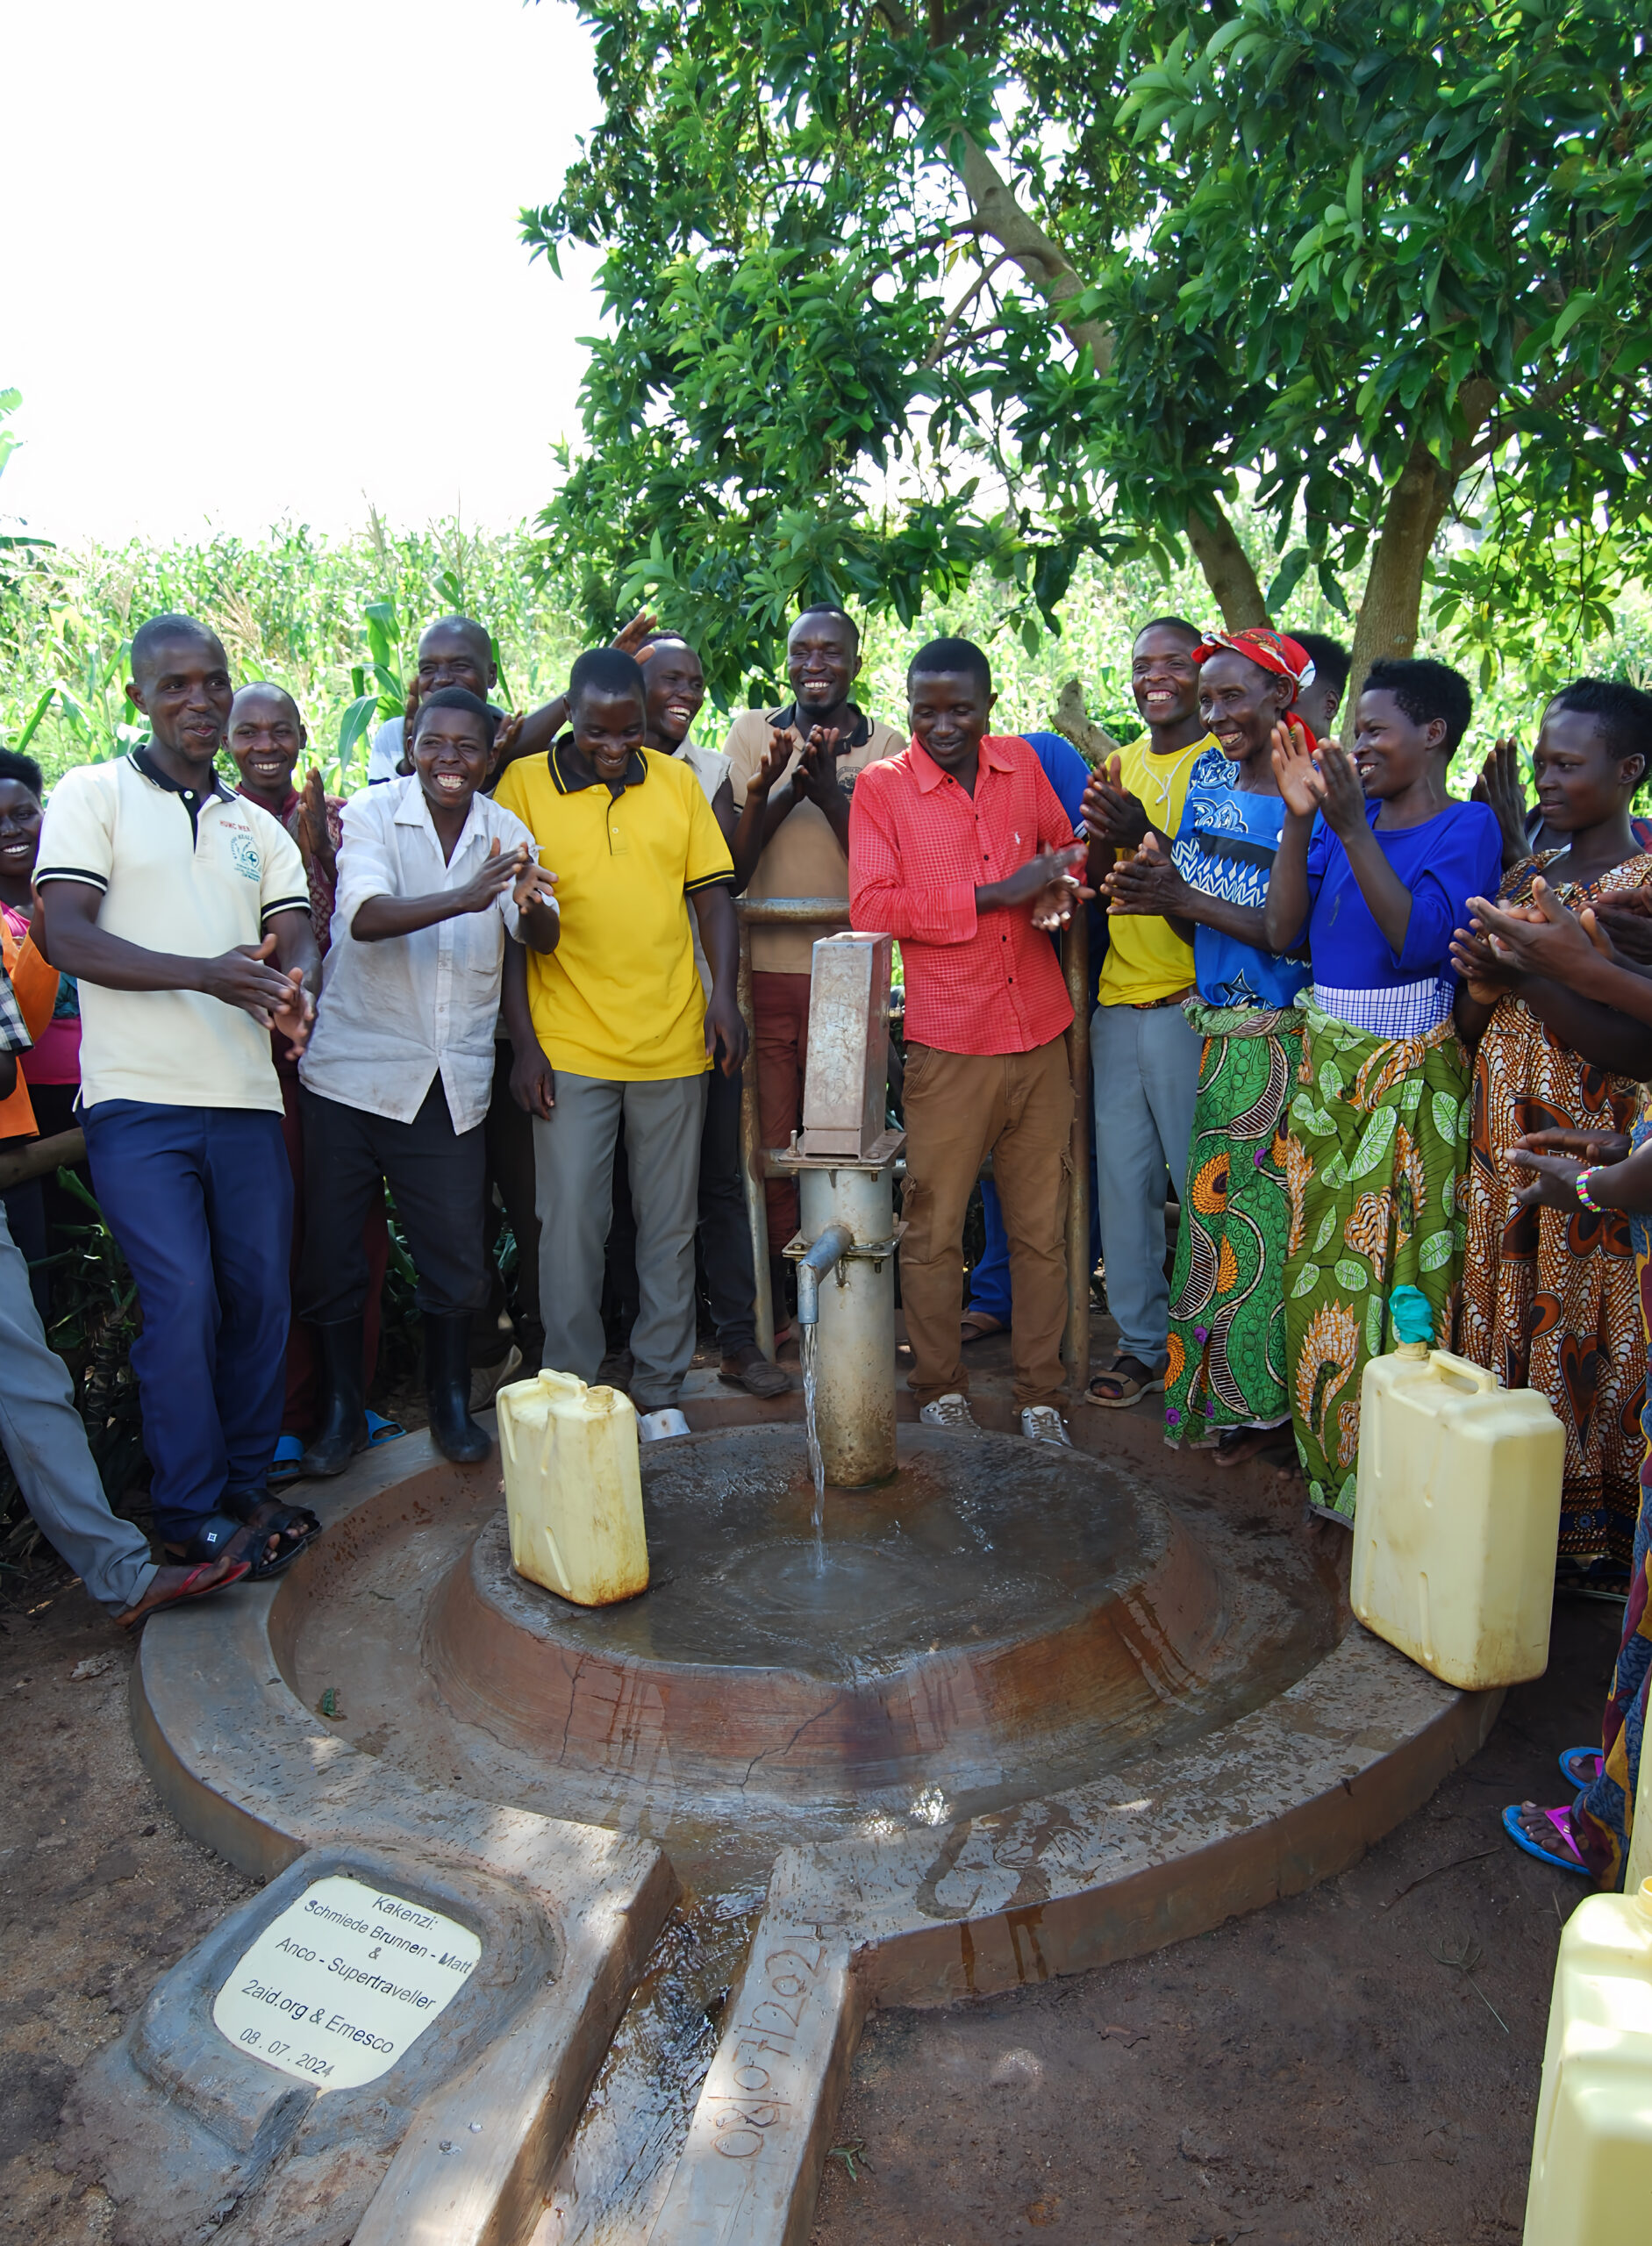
1453, 682, 1652, 1589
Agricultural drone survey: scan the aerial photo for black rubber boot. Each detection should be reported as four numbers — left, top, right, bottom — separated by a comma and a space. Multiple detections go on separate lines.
298, 1320, 368, 1477
424, 1313, 492, 1464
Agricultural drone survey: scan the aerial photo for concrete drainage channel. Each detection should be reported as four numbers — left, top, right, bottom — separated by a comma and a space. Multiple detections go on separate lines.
70, 1394, 1500, 2246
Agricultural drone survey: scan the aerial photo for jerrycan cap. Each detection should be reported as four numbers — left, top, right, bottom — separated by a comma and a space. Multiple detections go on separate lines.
1390, 1285, 1434, 1361
1637, 1877, 1652, 1921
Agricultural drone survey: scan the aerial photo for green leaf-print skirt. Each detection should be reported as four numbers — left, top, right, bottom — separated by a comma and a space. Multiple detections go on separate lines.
1281, 996, 1471, 1523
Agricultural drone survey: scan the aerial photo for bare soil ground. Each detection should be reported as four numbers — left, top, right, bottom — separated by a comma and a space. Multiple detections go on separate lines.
810, 1592, 1620, 2246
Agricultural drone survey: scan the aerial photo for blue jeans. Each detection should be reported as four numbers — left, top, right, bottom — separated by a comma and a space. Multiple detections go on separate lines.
1091, 1003, 1202, 1367
82, 1101, 291, 1547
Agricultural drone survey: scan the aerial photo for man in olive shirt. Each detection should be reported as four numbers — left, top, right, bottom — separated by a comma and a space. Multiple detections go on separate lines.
723, 607, 903, 1299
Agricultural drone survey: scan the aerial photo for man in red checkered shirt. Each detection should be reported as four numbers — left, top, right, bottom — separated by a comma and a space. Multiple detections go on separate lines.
849, 637, 1089, 1442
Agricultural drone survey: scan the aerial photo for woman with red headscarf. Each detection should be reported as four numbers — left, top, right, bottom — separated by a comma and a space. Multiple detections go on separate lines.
1105, 626, 1315, 1463
1262, 657, 1503, 1521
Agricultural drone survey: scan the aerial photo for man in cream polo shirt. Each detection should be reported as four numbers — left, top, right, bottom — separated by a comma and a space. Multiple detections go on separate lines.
35, 613, 321, 1581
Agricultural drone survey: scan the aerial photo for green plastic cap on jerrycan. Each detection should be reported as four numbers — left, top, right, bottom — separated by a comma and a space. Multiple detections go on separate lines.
497, 1369, 650, 1607
1522, 1878, 1652, 2246
1348, 1308, 1564, 1691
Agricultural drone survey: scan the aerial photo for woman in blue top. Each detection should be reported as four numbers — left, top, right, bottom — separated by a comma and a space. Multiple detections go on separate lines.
1107, 626, 1314, 1464
1262, 657, 1503, 1521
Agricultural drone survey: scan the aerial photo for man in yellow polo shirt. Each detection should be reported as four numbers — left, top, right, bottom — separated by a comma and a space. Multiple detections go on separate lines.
495, 647, 745, 1433
1079, 616, 1217, 1409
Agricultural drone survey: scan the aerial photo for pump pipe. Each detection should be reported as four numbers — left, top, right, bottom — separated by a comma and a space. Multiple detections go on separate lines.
794, 1224, 854, 1327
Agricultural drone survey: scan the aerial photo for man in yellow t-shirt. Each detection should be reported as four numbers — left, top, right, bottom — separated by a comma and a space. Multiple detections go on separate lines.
495, 648, 744, 1429
1079, 617, 1218, 1409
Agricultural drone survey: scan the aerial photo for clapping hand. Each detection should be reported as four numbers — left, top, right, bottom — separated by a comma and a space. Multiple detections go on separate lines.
795, 725, 845, 804
1269, 717, 1324, 818
1587, 886, 1652, 968
1104, 831, 1186, 917
1448, 920, 1520, 1005
1472, 736, 1531, 863
295, 769, 335, 876
511, 852, 557, 914
1464, 876, 1598, 989
744, 729, 796, 803
453, 837, 530, 915
1312, 736, 1369, 838
1078, 755, 1149, 850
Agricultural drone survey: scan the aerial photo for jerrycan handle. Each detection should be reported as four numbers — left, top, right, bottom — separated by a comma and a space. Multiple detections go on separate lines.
1424, 1348, 1499, 1394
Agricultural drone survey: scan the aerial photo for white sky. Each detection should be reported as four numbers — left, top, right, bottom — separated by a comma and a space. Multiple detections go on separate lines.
2, 0, 605, 547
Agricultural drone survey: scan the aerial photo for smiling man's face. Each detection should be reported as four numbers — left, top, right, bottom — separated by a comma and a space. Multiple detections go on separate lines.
127, 632, 234, 770
644, 640, 706, 748
1131, 626, 1201, 733
227, 686, 307, 799
411, 707, 493, 814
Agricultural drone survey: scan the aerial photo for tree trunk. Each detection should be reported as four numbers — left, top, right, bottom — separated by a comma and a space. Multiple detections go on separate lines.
1184, 507, 1268, 629
1342, 385, 1496, 740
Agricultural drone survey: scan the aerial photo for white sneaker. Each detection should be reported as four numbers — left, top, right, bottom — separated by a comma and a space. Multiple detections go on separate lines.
1020, 1405, 1073, 1447
637, 1406, 691, 1442
919, 1392, 980, 1435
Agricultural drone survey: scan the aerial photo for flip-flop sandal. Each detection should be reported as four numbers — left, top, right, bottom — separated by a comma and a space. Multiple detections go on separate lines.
223, 1494, 324, 1581
1558, 1745, 1604, 1789
717, 1356, 791, 1399
1083, 1360, 1165, 1408
269, 1434, 305, 1486
960, 1312, 1008, 1344
118, 1556, 252, 1630
1501, 1803, 1591, 1876
365, 1411, 405, 1446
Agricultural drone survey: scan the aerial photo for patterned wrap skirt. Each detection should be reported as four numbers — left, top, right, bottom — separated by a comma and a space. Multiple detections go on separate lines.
1570, 1100, 1652, 1884
1163, 999, 1304, 1446
1282, 996, 1471, 1522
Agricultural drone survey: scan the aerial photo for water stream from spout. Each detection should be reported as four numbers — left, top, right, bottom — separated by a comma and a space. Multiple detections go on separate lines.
799, 1322, 826, 1572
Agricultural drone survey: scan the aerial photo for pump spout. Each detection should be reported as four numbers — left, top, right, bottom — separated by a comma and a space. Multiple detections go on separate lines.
795, 1224, 854, 1327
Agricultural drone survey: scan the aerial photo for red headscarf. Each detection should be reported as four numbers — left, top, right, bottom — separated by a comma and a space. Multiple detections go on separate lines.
1191, 626, 1317, 690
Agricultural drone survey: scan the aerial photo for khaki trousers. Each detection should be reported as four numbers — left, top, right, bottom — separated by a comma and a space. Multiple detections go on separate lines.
899, 1036, 1074, 1412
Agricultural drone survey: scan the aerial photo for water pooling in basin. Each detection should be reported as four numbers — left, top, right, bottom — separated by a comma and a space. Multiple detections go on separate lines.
358, 1424, 1347, 1885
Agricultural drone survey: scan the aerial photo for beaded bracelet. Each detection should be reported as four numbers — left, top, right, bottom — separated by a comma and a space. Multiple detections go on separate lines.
1575, 1166, 1606, 1213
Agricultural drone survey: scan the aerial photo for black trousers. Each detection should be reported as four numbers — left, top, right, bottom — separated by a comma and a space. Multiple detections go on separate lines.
298, 1080, 489, 1325
604, 1059, 758, 1355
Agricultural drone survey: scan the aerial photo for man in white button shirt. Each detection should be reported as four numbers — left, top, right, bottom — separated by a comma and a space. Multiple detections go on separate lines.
297, 689, 560, 1465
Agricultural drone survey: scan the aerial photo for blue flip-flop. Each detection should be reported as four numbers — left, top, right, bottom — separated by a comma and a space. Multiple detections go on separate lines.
1558, 1745, 1602, 1790
269, 1434, 305, 1486
1502, 1803, 1590, 1876
365, 1410, 404, 1447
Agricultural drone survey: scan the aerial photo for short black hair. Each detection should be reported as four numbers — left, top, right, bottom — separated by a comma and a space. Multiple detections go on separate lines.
1548, 677, 1652, 777
635, 631, 697, 659
790, 604, 860, 647
569, 647, 647, 710
230, 680, 303, 724
907, 636, 992, 696
1133, 615, 1201, 647
0, 749, 44, 797
419, 613, 493, 668
1294, 632, 1351, 698
1361, 657, 1473, 757
130, 612, 223, 686
411, 684, 497, 746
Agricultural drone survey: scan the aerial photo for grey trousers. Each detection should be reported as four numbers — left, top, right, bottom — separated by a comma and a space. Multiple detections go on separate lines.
534, 1071, 708, 1408
1091, 1000, 1203, 1368
0, 1198, 155, 1615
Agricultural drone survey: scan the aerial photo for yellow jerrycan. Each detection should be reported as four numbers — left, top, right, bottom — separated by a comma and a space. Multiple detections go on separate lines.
497, 1369, 649, 1606
1626, 1728, 1651, 1897
1522, 1876, 1652, 2245
1350, 1286, 1563, 1690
